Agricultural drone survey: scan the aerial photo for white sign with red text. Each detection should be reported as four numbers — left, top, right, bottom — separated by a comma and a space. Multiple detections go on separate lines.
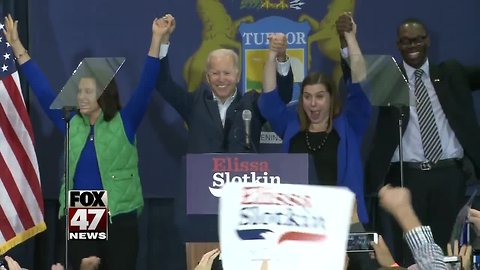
219, 183, 354, 270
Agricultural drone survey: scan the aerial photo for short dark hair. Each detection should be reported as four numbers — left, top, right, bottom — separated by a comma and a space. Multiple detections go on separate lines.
297, 72, 341, 132
97, 79, 121, 122
397, 18, 428, 35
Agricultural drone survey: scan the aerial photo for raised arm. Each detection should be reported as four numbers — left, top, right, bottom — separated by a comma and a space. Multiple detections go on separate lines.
336, 13, 366, 83
336, 14, 371, 137
336, 12, 352, 82
263, 33, 294, 104
274, 36, 294, 105
262, 36, 278, 93
379, 186, 448, 270
341, 14, 366, 83
258, 33, 292, 138
4, 15, 30, 65
154, 15, 192, 121
4, 14, 65, 131
121, 15, 170, 140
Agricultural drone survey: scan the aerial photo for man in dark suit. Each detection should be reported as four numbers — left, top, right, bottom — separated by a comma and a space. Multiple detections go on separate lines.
364, 18, 480, 265
156, 16, 293, 154
153, 15, 293, 270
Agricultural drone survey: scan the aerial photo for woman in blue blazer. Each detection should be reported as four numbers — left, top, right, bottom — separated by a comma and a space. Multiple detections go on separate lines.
258, 17, 371, 223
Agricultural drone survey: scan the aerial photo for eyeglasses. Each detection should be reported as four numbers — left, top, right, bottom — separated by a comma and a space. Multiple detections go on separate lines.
397, 35, 428, 46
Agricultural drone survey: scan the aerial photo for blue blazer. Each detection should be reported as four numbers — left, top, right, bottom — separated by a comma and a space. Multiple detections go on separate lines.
258, 82, 372, 223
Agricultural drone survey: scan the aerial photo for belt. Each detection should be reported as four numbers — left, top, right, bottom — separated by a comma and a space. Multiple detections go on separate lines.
391, 158, 463, 171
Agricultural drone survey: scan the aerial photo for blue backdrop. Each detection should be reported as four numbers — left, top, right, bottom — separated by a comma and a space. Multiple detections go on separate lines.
28, 0, 480, 200
8, 0, 480, 269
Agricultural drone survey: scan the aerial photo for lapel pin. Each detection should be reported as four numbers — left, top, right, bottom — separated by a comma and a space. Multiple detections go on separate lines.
434, 78, 440, 82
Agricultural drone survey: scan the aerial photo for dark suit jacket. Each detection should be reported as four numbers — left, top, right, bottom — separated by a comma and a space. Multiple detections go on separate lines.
156, 56, 294, 242
156, 56, 293, 153
365, 59, 480, 193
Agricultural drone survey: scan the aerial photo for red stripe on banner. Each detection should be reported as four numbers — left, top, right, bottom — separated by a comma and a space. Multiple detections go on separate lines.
0, 204, 16, 242
277, 232, 326, 244
0, 103, 44, 213
2, 75, 35, 143
0, 153, 35, 230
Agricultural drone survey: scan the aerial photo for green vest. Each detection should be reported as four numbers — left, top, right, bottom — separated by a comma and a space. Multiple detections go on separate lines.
58, 112, 143, 218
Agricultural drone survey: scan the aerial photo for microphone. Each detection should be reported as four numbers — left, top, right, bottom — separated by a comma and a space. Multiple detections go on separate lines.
242, 109, 252, 149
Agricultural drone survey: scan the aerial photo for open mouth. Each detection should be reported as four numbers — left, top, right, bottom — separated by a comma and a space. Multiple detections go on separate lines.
309, 111, 321, 120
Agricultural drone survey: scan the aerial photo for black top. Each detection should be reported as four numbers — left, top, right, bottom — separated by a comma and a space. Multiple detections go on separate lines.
289, 130, 340, 186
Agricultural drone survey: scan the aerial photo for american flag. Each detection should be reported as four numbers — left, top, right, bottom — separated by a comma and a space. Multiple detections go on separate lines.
0, 21, 46, 254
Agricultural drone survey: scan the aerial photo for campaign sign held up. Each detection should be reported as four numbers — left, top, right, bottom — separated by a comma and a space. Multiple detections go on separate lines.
68, 190, 108, 240
219, 183, 354, 270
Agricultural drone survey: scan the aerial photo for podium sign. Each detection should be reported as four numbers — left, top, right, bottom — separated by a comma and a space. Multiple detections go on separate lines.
186, 154, 310, 215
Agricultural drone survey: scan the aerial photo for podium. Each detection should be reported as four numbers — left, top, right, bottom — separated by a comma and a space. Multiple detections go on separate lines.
186, 153, 311, 215
180, 153, 312, 267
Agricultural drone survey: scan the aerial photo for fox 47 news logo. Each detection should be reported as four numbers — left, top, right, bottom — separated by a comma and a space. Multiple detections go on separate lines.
68, 190, 108, 240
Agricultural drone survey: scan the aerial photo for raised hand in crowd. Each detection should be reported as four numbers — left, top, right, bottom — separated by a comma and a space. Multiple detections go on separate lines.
3, 256, 22, 270
268, 33, 288, 62
79, 256, 101, 270
50, 262, 64, 270
379, 185, 449, 270
447, 239, 472, 270
379, 185, 421, 232
50, 256, 100, 270
194, 248, 220, 270
370, 235, 396, 268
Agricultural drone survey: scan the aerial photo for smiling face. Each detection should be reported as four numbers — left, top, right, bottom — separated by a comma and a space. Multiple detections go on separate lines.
397, 22, 430, 69
298, 72, 339, 132
77, 77, 101, 122
205, 49, 240, 102
302, 84, 331, 129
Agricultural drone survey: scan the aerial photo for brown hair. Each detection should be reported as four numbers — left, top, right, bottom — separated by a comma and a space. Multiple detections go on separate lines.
298, 72, 341, 132
96, 79, 121, 122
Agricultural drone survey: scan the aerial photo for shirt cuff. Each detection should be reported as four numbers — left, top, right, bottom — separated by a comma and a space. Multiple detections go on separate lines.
276, 56, 291, 77
159, 43, 170, 59
340, 47, 349, 59
404, 226, 435, 250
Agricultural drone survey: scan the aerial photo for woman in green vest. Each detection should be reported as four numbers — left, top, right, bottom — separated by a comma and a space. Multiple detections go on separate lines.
5, 14, 175, 270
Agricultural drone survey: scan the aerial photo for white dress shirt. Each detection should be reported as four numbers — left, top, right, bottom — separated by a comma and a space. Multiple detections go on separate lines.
391, 60, 463, 162
159, 44, 292, 127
